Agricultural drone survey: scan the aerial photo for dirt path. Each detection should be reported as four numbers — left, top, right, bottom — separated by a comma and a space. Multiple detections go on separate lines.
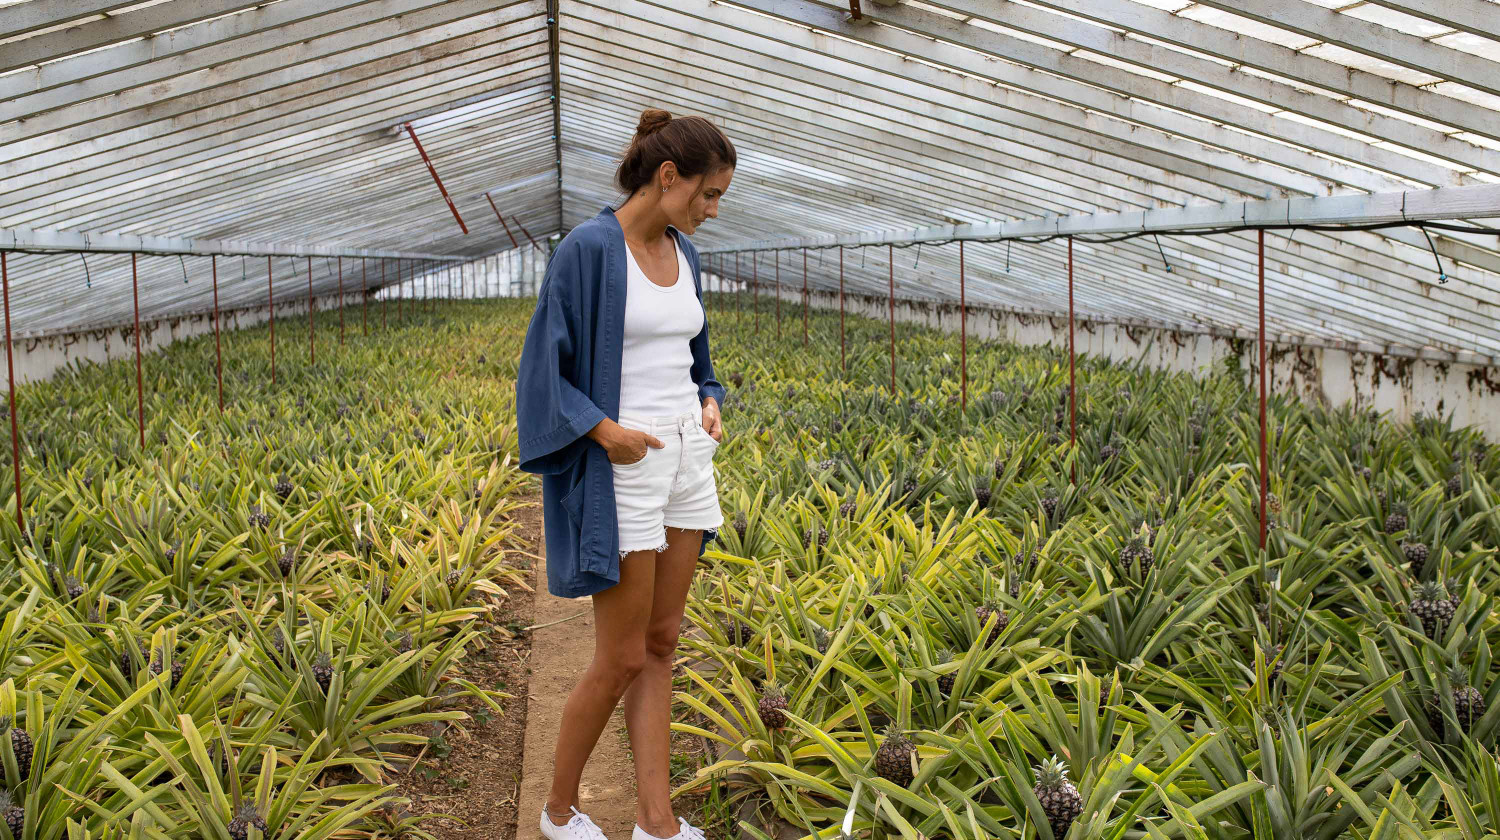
515, 540, 639, 839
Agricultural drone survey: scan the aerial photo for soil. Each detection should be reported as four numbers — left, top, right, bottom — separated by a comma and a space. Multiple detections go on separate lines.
387, 491, 745, 840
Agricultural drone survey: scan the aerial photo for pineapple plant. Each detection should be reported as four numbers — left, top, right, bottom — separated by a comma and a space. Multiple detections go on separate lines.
1040, 491, 1058, 520
732, 512, 747, 540
269, 626, 288, 666
1428, 666, 1486, 739
0, 789, 21, 840
276, 547, 296, 577
1446, 472, 1463, 499
1410, 581, 1456, 640
975, 600, 1010, 646
812, 626, 830, 655
873, 726, 915, 787
972, 481, 991, 509
274, 474, 293, 500
312, 652, 334, 693
757, 682, 789, 730
805, 525, 828, 550
1385, 501, 1409, 534
0, 719, 30, 781
1118, 526, 1154, 580
63, 574, 83, 601
838, 500, 857, 519
248, 506, 270, 529
1402, 541, 1430, 578
1033, 756, 1083, 840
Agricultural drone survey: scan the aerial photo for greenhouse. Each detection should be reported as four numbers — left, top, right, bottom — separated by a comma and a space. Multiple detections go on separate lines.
2, 0, 1500, 838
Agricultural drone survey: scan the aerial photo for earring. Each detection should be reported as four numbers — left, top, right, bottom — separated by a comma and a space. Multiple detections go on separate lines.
662, 185, 669, 192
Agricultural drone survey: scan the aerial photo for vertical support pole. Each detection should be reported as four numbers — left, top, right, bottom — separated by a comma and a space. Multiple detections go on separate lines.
362, 259, 368, 336
888, 243, 896, 395
131, 253, 145, 449
1258, 229, 1268, 551
338, 257, 345, 345
775, 250, 781, 338
307, 256, 315, 365
802, 247, 808, 347
735, 252, 740, 326
1, 253, 23, 535
959, 240, 967, 412
753, 252, 759, 334
267, 256, 275, 385
212, 256, 223, 413
1068, 237, 1076, 485
839, 246, 845, 374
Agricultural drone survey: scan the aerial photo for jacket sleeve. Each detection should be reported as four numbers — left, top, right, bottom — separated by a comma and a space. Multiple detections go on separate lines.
516, 254, 608, 475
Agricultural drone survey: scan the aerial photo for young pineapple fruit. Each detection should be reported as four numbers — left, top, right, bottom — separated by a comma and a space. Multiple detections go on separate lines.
757, 682, 789, 730
227, 800, 268, 840
64, 575, 83, 601
1402, 542, 1430, 578
276, 548, 296, 577
312, 652, 334, 693
1410, 582, 1456, 640
0, 719, 30, 781
1385, 502, 1409, 534
975, 601, 1010, 646
935, 649, 957, 698
972, 482, 992, 509
732, 512, 748, 540
811, 626, 831, 656
1428, 665, 1485, 738
0, 789, 21, 840
873, 726, 915, 787
274, 475, 293, 500
1033, 756, 1083, 840
1118, 527, 1154, 580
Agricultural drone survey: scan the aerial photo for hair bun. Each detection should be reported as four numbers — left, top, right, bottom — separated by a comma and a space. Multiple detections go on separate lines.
636, 108, 672, 138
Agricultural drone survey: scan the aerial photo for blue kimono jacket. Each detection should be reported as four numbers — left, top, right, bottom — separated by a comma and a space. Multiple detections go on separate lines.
515, 206, 727, 598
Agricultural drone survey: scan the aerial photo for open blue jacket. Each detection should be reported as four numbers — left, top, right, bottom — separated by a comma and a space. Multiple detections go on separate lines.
516, 206, 727, 598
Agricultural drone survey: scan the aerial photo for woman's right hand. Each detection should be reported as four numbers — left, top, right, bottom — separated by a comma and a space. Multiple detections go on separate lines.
588, 419, 665, 465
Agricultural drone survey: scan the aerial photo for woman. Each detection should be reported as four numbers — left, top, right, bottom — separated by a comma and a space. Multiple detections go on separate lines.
516, 108, 736, 840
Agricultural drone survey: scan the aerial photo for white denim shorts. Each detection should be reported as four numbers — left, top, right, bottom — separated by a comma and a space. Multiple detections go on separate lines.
611, 410, 724, 556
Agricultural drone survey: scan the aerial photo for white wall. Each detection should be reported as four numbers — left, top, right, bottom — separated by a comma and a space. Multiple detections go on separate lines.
745, 284, 1500, 439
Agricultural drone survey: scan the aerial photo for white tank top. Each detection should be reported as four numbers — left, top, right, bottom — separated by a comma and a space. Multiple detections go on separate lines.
619, 234, 704, 420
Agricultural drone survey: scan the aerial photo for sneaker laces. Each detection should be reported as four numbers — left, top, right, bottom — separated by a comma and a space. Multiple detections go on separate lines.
568, 807, 608, 840
675, 817, 707, 840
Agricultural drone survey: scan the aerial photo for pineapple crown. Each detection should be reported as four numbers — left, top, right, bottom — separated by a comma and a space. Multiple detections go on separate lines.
1415, 581, 1450, 602
0, 716, 11, 733
1034, 755, 1072, 789
1447, 664, 1471, 687
1391, 500, 1409, 515
935, 647, 954, 664
762, 680, 786, 698
314, 651, 332, 667
235, 800, 260, 819
0, 788, 14, 811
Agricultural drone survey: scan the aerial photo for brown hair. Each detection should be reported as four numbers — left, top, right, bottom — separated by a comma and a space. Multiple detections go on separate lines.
615, 108, 736, 196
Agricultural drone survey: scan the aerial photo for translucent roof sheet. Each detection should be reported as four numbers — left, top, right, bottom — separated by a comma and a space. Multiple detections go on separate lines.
0, 0, 1498, 362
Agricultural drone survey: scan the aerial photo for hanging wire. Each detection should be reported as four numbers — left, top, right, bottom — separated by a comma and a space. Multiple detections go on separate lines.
79, 253, 91, 288
1153, 234, 1173, 272
1421, 226, 1449, 284
1005, 240, 1011, 273
179, 254, 189, 283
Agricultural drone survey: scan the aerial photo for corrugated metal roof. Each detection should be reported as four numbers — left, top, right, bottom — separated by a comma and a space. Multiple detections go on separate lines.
2, 0, 1498, 358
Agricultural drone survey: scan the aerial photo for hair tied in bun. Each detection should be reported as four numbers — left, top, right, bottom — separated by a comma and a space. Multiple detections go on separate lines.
637, 109, 672, 137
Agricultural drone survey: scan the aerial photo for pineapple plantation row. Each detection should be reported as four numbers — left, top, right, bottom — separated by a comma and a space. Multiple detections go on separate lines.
0, 300, 535, 839
680, 295, 1500, 840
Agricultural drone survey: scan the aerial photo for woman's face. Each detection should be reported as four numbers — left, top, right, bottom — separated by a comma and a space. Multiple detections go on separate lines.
662, 165, 733, 236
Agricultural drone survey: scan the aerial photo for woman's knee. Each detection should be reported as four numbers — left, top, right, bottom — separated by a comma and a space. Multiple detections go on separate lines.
595, 646, 648, 690
643, 626, 681, 662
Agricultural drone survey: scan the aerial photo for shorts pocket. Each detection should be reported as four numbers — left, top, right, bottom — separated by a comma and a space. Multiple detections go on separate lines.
697, 425, 721, 448
612, 449, 651, 471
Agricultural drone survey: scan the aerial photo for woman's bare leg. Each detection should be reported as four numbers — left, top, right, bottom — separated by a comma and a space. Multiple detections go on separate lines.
622, 527, 702, 838
544, 548, 658, 826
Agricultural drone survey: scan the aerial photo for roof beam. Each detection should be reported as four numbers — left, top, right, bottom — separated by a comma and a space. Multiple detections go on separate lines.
1361, 0, 1500, 43
0, 0, 144, 41
783, 0, 1497, 180
0, 226, 461, 261
702, 184, 1500, 251
982, 0, 1500, 143
0, 0, 269, 76
1191, 0, 1500, 97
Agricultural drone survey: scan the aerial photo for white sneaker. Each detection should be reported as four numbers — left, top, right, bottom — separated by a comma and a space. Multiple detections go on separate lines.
632, 817, 707, 840
541, 805, 609, 840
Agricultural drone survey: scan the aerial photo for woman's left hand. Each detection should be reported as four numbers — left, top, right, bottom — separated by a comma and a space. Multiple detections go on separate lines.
702, 397, 724, 442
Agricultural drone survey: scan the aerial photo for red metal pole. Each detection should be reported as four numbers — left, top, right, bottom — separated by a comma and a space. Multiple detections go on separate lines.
516, 219, 539, 250
131, 253, 145, 448
802, 247, 808, 347
1, 253, 23, 535
397, 260, 403, 322
485, 194, 520, 249
1068, 237, 1076, 485
404, 123, 469, 234
839, 246, 845, 374
1259, 229, 1268, 550
775, 250, 781, 338
212, 256, 223, 413
888, 243, 896, 395
338, 257, 345, 345
307, 256, 315, 365
268, 256, 275, 386
959, 240, 967, 412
